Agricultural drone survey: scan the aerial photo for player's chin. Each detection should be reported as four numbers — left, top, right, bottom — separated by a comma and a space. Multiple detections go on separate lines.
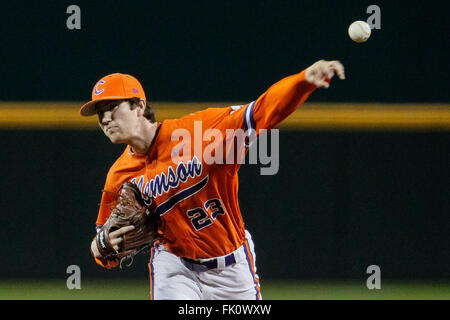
106, 132, 124, 144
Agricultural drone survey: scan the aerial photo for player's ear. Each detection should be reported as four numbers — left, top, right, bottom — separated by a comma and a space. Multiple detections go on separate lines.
137, 99, 146, 116
139, 99, 146, 109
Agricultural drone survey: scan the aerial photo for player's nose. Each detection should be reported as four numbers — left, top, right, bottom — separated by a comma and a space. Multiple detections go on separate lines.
101, 110, 113, 125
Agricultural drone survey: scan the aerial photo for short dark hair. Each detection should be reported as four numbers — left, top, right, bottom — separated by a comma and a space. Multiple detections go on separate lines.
128, 97, 156, 123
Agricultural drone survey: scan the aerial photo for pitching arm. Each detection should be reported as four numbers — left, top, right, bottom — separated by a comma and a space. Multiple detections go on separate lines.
245, 60, 345, 132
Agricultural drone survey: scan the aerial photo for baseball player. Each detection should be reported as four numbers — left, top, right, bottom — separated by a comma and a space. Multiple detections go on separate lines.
83, 60, 345, 300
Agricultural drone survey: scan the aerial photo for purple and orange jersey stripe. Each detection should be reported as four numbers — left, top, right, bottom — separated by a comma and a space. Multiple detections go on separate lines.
148, 240, 160, 300
243, 239, 262, 300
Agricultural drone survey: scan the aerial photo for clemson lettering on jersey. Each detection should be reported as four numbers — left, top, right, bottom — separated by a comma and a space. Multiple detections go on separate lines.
130, 155, 203, 206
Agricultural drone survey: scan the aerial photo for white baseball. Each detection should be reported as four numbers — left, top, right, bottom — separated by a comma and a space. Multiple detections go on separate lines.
348, 20, 371, 43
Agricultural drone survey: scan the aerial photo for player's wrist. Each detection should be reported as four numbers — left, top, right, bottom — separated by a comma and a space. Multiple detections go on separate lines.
300, 69, 320, 90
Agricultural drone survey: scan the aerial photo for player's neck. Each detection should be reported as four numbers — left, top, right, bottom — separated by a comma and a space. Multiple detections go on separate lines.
128, 120, 158, 155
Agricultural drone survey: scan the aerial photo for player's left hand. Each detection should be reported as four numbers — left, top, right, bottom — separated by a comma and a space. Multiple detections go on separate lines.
305, 60, 345, 88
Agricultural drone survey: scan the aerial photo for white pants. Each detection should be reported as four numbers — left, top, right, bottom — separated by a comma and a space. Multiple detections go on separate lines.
148, 230, 261, 300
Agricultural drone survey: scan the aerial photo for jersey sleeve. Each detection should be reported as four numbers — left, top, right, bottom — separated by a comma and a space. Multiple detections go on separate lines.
91, 155, 127, 269
250, 68, 316, 130
218, 68, 316, 133
171, 68, 316, 135
170, 68, 317, 166
95, 176, 117, 226
91, 178, 120, 269
94, 146, 134, 227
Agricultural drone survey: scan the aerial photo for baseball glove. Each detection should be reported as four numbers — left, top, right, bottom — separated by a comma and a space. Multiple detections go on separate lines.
94, 182, 159, 268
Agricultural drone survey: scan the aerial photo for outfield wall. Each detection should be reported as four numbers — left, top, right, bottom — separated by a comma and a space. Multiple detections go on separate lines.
0, 103, 448, 280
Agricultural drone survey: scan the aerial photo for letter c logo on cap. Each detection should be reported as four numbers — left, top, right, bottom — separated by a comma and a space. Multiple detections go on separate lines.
94, 80, 105, 95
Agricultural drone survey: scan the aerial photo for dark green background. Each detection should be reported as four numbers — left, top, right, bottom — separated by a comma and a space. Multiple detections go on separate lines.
0, 0, 449, 102
1, 130, 448, 280
0, 1, 449, 281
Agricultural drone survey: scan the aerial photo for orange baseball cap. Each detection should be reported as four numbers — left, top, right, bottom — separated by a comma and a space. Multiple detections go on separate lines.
80, 73, 146, 116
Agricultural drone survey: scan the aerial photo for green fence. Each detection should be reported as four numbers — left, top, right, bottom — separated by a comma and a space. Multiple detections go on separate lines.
1, 129, 448, 280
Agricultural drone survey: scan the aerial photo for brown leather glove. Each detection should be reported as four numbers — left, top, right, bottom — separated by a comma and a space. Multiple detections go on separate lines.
94, 182, 159, 268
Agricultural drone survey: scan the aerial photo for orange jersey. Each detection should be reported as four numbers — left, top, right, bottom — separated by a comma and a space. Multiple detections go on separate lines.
94, 69, 316, 266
